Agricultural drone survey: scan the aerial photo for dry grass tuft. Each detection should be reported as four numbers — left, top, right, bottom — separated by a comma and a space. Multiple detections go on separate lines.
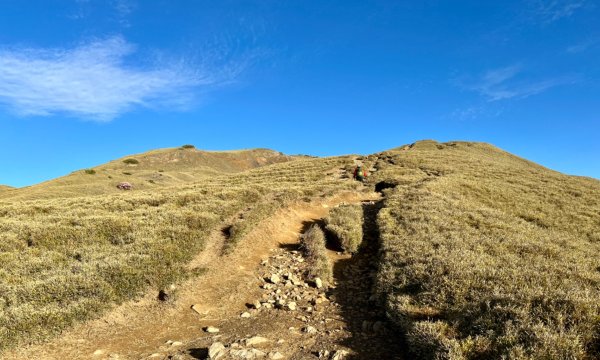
301, 224, 333, 283
324, 204, 364, 253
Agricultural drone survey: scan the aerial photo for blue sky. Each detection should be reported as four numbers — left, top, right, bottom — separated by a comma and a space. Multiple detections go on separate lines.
0, 0, 598, 187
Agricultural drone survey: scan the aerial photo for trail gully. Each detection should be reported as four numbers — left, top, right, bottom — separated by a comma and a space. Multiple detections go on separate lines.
3, 190, 405, 360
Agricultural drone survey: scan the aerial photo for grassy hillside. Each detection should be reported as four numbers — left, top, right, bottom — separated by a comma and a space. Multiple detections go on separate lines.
0, 147, 291, 201
1, 140, 598, 358
371, 141, 600, 359
0, 154, 358, 352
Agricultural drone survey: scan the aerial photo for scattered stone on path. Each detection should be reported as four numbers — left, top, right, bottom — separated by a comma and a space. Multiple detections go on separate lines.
241, 311, 251, 318
268, 351, 285, 359
269, 274, 281, 284
287, 302, 297, 311
331, 350, 349, 360
204, 326, 220, 333
93, 349, 104, 356
191, 304, 209, 316
314, 277, 323, 289
230, 348, 267, 359
245, 336, 270, 347
208, 342, 226, 359
303, 325, 318, 334
253, 300, 262, 309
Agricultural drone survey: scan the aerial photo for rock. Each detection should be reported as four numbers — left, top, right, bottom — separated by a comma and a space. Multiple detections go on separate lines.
241, 312, 251, 318
268, 352, 285, 359
93, 350, 104, 356
253, 300, 262, 309
317, 350, 330, 358
362, 320, 372, 332
331, 350, 349, 360
245, 336, 270, 347
171, 341, 183, 347
230, 348, 267, 359
208, 342, 226, 359
191, 304, 209, 316
287, 302, 297, 311
204, 326, 220, 333
314, 278, 323, 289
270, 274, 281, 284
303, 326, 318, 334
147, 354, 162, 358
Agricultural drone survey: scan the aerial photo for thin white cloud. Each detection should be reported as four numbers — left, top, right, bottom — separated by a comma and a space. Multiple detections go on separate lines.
567, 38, 599, 53
0, 36, 233, 121
459, 65, 577, 102
530, 0, 586, 23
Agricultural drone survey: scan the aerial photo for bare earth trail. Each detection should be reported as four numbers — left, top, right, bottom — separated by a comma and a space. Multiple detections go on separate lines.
3, 189, 404, 360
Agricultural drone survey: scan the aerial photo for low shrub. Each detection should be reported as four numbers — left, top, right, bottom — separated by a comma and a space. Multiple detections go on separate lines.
324, 204, 363, 253
180, 144, 195, 149
84, 169, 96, 175
301, 224, 332, 283
123, 158, 139, 165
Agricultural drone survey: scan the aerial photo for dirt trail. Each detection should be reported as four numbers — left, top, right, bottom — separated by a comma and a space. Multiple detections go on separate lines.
3, 190, 392, 360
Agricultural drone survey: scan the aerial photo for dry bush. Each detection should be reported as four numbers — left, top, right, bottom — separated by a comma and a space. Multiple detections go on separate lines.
301, 224, 333, 283
373, 140, 600, 359
324, 204, 364, 253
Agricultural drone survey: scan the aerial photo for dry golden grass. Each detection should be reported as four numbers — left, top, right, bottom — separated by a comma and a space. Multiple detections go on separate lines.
372, 141, 600, 359
301, 224, 333, 283
0, 153, 355, 352
324, 204, 364, 253
0, 148, 291, 201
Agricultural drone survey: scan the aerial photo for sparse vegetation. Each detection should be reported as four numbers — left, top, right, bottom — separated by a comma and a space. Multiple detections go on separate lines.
84, 169, 96, 175
324, 204, 364, 253
301, 224, 333, 283
123, 158, 139, 165
181, 144, 195, 149
122, 172, 132, 175
372, 141, 600, 359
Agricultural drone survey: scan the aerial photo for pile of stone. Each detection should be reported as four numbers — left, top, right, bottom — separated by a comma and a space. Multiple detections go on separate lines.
208, 337, 284, 359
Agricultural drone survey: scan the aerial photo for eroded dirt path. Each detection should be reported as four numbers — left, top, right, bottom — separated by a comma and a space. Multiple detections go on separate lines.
3, 191, 397, 360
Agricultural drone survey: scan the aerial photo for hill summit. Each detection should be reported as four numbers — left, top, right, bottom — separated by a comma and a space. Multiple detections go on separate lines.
0, 146, 291, 201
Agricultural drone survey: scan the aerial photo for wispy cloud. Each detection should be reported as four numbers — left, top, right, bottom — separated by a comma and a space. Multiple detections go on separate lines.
567, 38, 599, 53
0, 36, 238, 121
530, 0, 586, 23
449, 105, 504, 122
458, 65, 578, 101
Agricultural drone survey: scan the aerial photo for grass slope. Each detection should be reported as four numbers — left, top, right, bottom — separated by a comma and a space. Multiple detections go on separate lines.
0, 154, 358, 352
371, 141, 600, 359
0, 147, 291, 201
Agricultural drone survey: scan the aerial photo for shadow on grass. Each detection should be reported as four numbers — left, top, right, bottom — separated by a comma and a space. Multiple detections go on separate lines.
330, 200, 407, 360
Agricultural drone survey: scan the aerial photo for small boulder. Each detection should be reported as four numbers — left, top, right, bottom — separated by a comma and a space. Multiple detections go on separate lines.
208, 342, 226, 359
314, 278, 323, 289
204, 326, 220, 333
331, 350, 349, 360
245, 336, 270, 347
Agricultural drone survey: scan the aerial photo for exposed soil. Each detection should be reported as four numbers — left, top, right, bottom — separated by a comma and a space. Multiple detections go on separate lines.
2, 190, 405, 360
